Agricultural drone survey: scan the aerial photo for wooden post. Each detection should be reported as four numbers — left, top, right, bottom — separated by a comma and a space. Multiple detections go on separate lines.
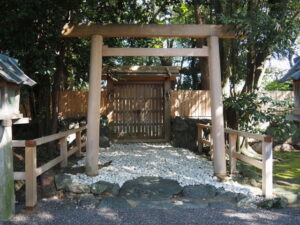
86, 35, 102, 176
229, 133, 238, 175
197, 126, 203, 153
59, 137, 68, 167
164, 78, 171, 141
75, 131, 82, 157
262, 138, 273, 198
0, 120, 14, 220
208, 36, 227, 178
25, 140, 37, 209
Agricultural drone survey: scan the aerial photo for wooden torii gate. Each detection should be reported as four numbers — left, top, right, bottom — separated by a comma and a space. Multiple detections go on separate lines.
62, 24, 237, 178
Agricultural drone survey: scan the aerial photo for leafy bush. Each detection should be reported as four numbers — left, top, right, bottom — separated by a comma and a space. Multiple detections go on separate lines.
224, 92, 296, 143
264, 98, 296, 143
224, 92, 270, 132
265, 80, 293, 91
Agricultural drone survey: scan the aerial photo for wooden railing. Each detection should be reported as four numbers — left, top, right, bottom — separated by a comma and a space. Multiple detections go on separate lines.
197, 124, 273, 198
12, 126, 87, 208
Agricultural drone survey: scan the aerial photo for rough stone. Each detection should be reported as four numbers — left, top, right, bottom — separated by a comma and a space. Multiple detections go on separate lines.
274, 144, 295, 152
119, 177, 182, 200
78, 194, 98, 209
100, 136, 110, 148
55, 174, 72, 190
66, 183, 90, 194
182, 184, 217, 199
171, 117, 211, 151
215, 189, 246, 202
257, 197, 288, 209
100, 115, 109, 137
97, 197, 132, 209
90, 181, 120, 196
173, 117, 189, 132
237, 198, 258, 208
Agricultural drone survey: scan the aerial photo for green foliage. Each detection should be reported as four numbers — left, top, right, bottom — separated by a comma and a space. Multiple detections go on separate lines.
274, 151, 300, 186
265, 80, 293, 91
224, 92, 270, 132
224, 92, 296, 142
265, 98, 296, 142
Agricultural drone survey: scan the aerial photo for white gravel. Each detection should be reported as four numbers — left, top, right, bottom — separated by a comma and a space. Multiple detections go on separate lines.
69, 143, 262, 200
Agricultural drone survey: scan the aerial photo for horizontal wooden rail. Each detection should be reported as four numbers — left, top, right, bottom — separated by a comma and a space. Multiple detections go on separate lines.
34, 126, 86, 146
35, 156, 63, 177
196, 123, 273, 198
12, 140, 26, 147
233, 152, 263, 169
102, 46, 209, 57
12, 126, 87, 208
225, 129, 272, 142
13, 172, 26, 180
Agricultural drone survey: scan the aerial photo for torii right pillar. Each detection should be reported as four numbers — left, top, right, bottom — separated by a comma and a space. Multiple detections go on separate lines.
208, 36, 227, 178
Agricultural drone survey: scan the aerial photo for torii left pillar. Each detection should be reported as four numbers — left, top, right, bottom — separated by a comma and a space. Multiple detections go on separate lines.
86, 35, 103, 176
208, 36, 227, 178
0, 120, 14, 220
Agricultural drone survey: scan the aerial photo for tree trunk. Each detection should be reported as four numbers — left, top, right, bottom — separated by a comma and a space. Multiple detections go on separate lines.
51, 43, 65, 134
193, 0, 209, 90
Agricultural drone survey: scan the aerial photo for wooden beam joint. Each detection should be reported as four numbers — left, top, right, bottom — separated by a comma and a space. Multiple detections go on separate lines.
25, 140, 37, 147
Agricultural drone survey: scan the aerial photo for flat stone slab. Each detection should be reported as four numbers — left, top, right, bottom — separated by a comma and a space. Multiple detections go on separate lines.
97, 197, 132, 209
91, 181, 120, 196
215, 189, 247, 203
119, 177, 183, 200
182, 184, 217, 199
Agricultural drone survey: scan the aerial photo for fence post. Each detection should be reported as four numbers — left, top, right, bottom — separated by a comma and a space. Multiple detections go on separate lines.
59, 137, 68, 168
262, 137, 273, 198
197, 126, 203, 153
229, 133, 238, 175
25, 140, 37, 209
76, 131, 82, 158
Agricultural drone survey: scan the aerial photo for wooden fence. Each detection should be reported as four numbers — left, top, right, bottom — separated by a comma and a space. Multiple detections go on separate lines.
197, 123, 273, 198
170, 90, 211, 118
21, 90, 293, 119
13, 126, 87, 208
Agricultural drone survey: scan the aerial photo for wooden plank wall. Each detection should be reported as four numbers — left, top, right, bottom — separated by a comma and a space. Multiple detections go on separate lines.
170, 90, 211, 118
20, 90, 293, 119
59, 90, 108, 118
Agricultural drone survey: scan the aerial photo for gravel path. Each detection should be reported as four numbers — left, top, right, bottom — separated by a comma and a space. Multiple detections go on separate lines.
4, 199, 300, 225
70, 143, 262, 199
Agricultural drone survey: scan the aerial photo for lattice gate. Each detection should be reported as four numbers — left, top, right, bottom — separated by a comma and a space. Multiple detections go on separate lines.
111, 82, 165, 141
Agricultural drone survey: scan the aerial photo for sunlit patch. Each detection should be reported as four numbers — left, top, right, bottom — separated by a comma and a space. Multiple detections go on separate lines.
36, 212, 54, 220
97, 208, 121, 222
11, 214, 28, 222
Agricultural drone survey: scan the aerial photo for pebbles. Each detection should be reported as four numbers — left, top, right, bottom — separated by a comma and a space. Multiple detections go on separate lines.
69, 143, 262, 203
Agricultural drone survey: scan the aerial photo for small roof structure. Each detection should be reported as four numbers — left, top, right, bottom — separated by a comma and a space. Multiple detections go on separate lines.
279, 56, 300, 82
103, 66, 180, 81
0, 54, 36, 86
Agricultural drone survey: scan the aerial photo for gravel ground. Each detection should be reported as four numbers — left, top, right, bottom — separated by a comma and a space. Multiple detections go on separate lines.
70, 143, 262, 200
3, 199, 300, 225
